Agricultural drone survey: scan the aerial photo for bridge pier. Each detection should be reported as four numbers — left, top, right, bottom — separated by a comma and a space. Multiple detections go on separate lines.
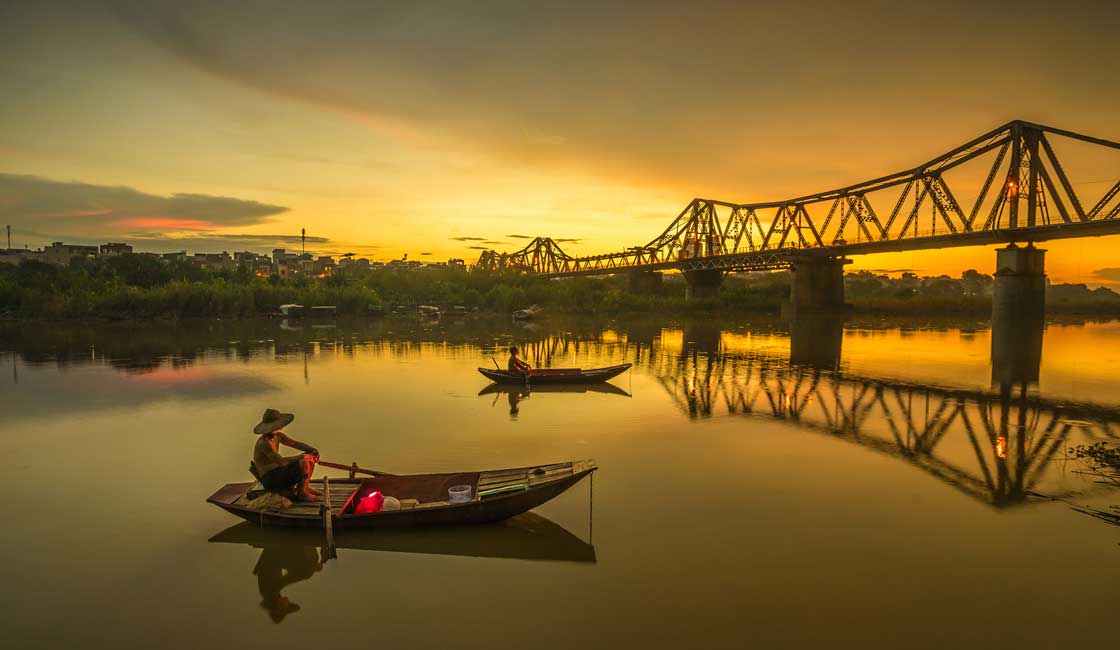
683, 269, 724, 300
781, 256, 851, 319
991, 244, 1046, 386
628, 270, 664, 294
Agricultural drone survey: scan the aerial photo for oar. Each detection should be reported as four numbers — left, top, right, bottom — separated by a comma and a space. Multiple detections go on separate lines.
491, 356, 501, 370
320, 476, 337, 561
319, 460, 395, 477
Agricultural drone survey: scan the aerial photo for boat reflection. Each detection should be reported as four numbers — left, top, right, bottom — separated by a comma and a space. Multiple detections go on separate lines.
477, 382, 631, 398
210, 512, 595, 622
478, 382, 631, 418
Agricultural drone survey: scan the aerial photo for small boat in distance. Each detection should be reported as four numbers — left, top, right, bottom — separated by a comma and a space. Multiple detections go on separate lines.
207, 460, 596, 529
512, 304, 543, 320
478, 363, 631, 384
278, 303, 306, 317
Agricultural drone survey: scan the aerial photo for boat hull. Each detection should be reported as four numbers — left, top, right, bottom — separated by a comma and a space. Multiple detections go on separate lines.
478, 363, 630, 384
208, 463, 594, 530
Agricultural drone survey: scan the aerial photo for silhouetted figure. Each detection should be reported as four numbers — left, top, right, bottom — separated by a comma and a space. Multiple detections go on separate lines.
507, 346, 531, 379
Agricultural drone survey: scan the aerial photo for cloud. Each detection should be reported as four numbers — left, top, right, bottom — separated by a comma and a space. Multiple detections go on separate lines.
466, 245, 490, 250
506, 234, 534, 239
420, 252, 432, 256
450, 236, 487, 241
118, 231, 332, 254
1090, 268, 1120, 282
555, 238, 582, 243
0, 173, 289, 242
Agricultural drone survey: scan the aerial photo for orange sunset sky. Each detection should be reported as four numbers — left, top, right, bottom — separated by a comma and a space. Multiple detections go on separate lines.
1, 1, 1118, 285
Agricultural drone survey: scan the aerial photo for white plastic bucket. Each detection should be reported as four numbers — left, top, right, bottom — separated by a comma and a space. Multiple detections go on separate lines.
448, 485, 472, 503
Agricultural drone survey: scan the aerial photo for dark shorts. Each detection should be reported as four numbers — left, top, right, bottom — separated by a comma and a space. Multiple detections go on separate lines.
260, 459, 307, 492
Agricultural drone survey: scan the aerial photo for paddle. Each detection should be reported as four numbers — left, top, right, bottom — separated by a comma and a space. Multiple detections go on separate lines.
491, 356, 501, 370
319, 460, 395, 477
320, 476, 337, 561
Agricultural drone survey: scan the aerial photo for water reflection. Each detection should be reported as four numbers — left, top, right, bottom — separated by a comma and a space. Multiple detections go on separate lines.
4, 316, 1118, 510
210, 512, 595, 623
478, 382, 631, 418
254, 542, 324, 623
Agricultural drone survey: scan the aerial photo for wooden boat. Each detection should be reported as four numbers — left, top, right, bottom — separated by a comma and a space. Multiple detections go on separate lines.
478, 363, 631, 384
209, 511, 596, 563
207, 459, 596, 529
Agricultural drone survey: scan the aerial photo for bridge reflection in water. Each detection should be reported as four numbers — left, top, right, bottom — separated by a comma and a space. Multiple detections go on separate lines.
519, 316, 1118, 510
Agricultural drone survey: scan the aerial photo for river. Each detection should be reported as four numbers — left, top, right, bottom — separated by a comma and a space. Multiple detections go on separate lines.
1, 314, 1117, 649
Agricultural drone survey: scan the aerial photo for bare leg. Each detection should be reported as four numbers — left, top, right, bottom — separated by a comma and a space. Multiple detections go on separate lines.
298, 455, 321, 501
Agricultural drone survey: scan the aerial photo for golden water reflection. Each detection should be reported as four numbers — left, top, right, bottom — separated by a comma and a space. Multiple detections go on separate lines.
2, 315, 1118, 649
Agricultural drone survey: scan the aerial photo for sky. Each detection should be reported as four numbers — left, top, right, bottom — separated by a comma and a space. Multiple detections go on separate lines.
1, 1, 1119, 284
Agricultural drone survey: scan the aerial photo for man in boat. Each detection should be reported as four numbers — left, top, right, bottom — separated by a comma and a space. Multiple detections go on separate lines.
252, 409, 321, 502
508, 345, 531, 378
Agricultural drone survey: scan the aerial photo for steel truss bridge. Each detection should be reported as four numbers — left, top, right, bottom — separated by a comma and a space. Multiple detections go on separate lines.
476, 121, 1120, 276
515, 333, 1120, 508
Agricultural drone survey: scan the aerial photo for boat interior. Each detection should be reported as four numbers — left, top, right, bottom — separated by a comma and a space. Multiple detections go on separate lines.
225, 461, 591, 517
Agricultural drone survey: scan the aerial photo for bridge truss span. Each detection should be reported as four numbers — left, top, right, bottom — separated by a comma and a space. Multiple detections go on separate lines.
476, 120, 1120, 276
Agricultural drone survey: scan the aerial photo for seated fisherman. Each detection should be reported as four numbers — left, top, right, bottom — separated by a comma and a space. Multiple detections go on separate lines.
507, 346, 531, 377
252, 408, 321, 502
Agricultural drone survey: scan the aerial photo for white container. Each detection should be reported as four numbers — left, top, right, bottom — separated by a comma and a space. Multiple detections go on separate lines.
448, 485, 472, 503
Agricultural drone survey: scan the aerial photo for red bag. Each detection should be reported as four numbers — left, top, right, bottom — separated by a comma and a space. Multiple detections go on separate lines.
355, 490, 384, 514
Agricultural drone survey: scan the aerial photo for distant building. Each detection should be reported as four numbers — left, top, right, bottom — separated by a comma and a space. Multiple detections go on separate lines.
447, 258, 466, 270
161, 251, 188, 262
99, 242, 133, 256
191, 252, 233, 270
43, 242, 98, 265
313, 256, 335, 277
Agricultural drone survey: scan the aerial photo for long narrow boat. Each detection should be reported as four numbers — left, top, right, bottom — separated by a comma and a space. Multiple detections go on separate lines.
478, 363, 631, 384
478, 382, 631, 397
207, 460, 596, 529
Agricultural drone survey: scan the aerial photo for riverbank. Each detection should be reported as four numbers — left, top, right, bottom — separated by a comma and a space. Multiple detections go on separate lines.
4, 257, 1120, 319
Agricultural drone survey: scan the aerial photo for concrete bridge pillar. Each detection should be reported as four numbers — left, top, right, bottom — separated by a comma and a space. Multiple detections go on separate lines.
781, 256, 851, 319
628, 270, 663, 294
683, 269, 724, 300
991, 244, 1045, 386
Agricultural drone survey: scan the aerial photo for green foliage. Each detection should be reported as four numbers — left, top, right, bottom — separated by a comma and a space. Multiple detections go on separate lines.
5, 255, 1120, 320
0, 257, 381, 319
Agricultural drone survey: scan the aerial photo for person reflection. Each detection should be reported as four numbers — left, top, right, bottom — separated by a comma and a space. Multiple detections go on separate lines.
253, 544, 324, 623
508, 389, 529, 418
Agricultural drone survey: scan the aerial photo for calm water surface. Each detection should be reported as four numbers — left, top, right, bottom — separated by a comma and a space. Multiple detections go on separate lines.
1, 315, 1117, 649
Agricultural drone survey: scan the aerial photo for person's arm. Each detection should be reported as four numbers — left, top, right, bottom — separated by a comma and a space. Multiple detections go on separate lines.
277, 433, 319, 461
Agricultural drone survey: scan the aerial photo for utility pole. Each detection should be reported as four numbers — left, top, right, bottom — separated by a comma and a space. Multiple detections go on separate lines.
301, 228, 306, 255
5, 225, 9, 250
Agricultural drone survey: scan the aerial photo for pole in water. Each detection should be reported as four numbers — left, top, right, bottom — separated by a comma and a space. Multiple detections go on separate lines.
588, 472, 594, 545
